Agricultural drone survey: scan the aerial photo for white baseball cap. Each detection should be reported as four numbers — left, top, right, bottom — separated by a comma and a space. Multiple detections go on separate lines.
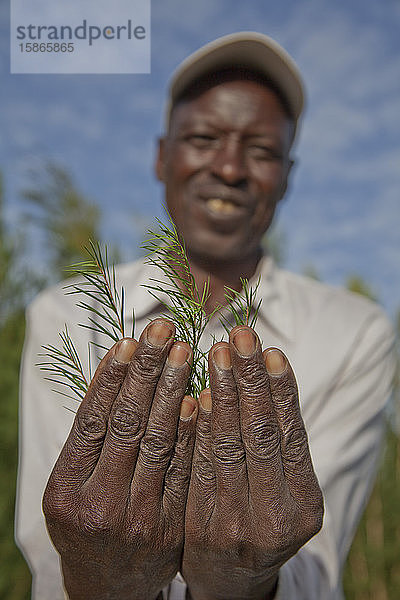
165, 31, 305, 132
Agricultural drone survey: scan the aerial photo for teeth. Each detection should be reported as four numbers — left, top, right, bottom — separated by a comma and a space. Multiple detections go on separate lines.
207, 198, 236, 214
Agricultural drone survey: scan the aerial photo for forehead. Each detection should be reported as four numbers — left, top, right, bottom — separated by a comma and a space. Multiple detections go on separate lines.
169, 78, 292, 141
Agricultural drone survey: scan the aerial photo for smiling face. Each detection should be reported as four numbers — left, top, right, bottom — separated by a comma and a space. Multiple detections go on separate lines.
156, 76, 294, 266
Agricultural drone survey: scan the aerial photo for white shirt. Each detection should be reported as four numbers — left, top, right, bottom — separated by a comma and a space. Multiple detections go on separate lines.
15, 255, 395, 599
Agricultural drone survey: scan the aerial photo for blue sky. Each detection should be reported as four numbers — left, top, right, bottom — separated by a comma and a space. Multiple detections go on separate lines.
1, 0, 399, 318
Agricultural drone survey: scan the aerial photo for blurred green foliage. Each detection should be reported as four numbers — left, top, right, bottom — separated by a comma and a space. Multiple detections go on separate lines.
0, 310, 31, 599
343, 427, 400, 599
0, 163, 101, 598
22, 162, 101, 280
0, 164, 398, 598
343, 305, 400, 599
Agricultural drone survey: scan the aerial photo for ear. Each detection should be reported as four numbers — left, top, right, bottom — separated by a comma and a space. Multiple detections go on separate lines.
155, 137, 166, 182
278, 157, 295, 203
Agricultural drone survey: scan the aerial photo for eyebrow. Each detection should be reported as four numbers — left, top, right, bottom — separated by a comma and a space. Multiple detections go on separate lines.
175, 116, 284, 136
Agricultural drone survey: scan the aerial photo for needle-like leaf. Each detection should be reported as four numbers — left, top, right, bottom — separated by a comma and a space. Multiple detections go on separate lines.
38, 326, 89, 401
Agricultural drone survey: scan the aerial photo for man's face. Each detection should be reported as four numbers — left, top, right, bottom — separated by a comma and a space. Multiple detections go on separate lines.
156, 78, 294, 264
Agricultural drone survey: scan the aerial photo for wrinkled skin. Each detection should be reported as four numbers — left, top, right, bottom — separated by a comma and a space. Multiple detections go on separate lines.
43, 319, 323, 600
43, 320, 197, 600
183, 329, 323, 600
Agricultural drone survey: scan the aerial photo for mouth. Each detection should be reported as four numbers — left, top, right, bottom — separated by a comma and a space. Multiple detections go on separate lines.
204, 197, 238, 215
197, 185, 249, 220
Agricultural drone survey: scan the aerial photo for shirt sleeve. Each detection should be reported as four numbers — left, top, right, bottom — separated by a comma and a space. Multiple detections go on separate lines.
275, 305, 396, 599
15, 286, 89, 600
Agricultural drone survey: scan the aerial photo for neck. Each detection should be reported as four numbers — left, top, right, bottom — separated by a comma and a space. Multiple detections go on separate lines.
187, 250, 262, 316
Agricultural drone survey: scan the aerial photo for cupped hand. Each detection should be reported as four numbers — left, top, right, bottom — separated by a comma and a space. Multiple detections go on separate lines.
43, 319, 197, 600
182, 326, 324, 600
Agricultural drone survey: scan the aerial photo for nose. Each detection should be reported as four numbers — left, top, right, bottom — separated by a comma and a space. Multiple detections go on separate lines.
211, 137, 247, 185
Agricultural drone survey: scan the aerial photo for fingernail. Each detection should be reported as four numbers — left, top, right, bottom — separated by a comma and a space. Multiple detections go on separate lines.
199, 389, 212, 412
212, 345, 232, 370
180, 396, 196, 421
168, 342, 191, 367
264, 349, 287, 375
232, 328, 256, 356
147, 319, 174, 347
115, 338, 137, 363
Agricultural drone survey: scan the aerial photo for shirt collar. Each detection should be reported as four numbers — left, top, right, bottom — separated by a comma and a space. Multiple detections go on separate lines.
123, 257, 171, 321
254, 254, 295, 343
123, 252, 295, 343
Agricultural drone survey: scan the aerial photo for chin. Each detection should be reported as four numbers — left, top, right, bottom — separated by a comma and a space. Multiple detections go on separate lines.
177, 217, 262, 264
187, 236, 255, 265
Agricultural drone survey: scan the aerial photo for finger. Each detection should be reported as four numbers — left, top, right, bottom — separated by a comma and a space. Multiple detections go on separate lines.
90, 319, 175, 496
163, 395, 198, 523
187, 388, 216, 522
208, 342, 248, 513
263, 348, 322, 508
49, 337, 137, 491
230, 327, 287, 504
132, 341, 193, 504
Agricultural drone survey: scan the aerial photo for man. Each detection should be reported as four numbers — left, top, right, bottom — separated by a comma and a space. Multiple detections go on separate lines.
16, 32, 395, 599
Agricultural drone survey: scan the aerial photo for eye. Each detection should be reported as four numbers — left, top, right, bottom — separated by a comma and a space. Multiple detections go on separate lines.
185, 134, 218, 149
247, 145, 282, 161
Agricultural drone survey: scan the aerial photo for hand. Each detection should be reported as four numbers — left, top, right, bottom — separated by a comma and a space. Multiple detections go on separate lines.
182, 326, 324, 600
43, 319, 198, 600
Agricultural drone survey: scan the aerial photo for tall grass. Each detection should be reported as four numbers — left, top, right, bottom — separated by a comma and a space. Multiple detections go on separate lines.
344, 426, 400, 599
0, 313, 31, 599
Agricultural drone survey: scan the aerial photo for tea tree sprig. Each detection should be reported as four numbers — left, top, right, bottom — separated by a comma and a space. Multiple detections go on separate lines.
39, 219, 262, 402
38, 240, 134, 403
64, 240, 135, 350
220, 276, 262, 336
39, 326, 89, 401
142, 216, 219, 398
